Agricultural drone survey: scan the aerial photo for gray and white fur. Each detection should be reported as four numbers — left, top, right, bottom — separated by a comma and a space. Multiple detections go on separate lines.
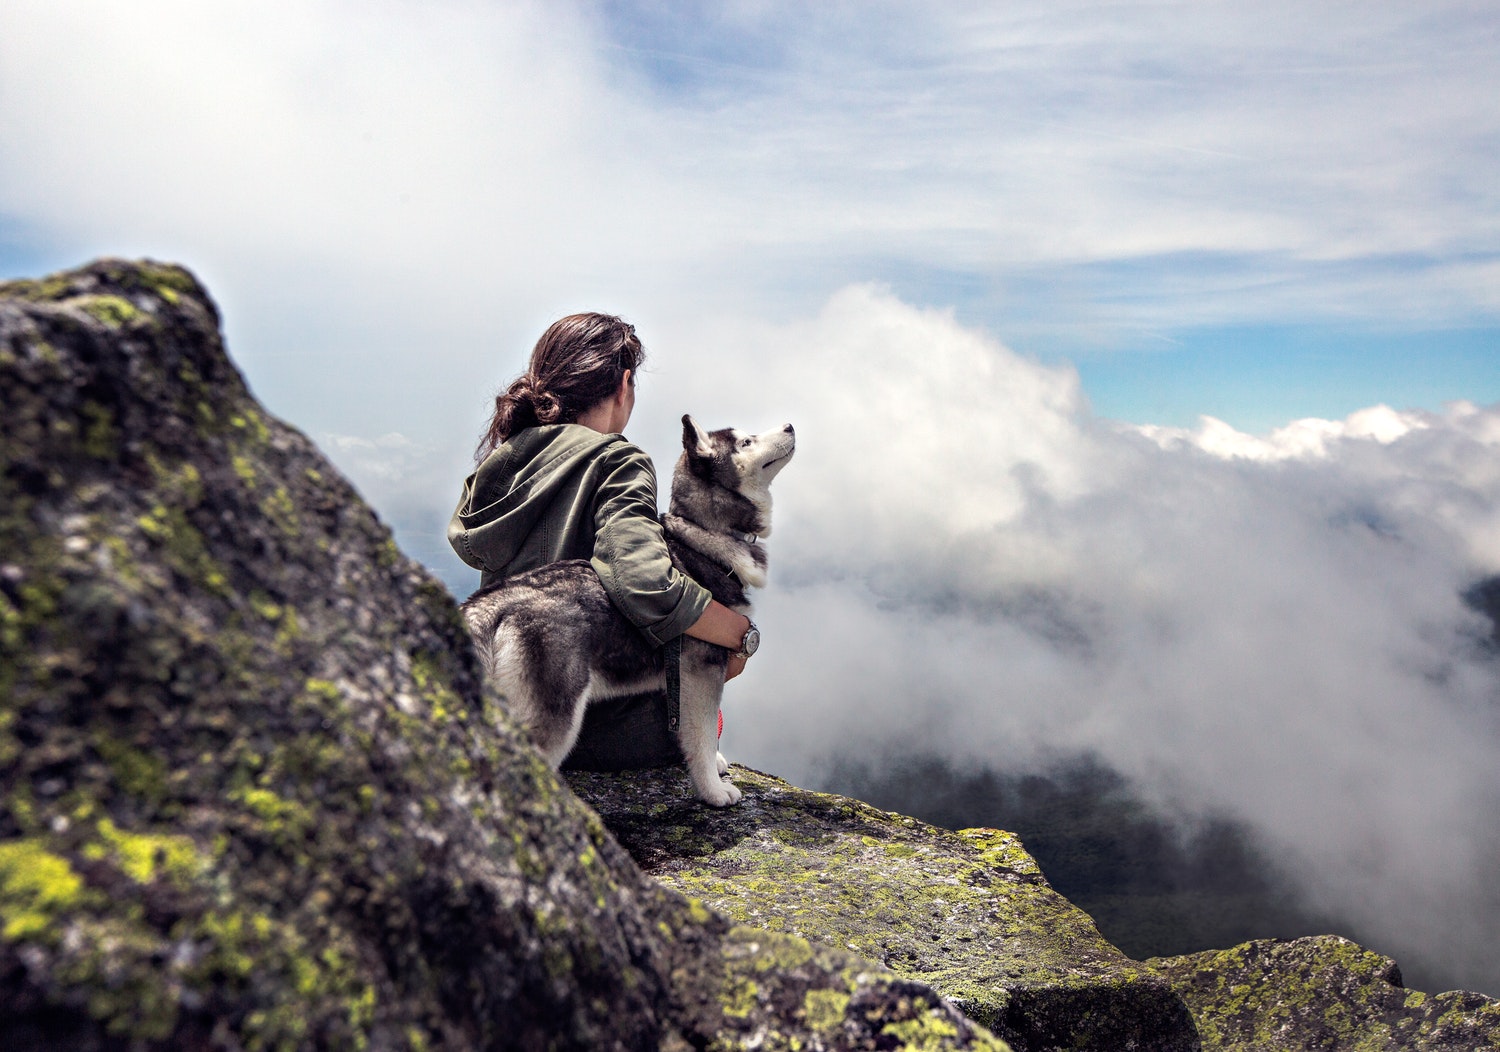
460, 415, 795, 807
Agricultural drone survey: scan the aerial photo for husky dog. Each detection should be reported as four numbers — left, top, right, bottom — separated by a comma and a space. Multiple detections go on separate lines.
461, 415, 795, 806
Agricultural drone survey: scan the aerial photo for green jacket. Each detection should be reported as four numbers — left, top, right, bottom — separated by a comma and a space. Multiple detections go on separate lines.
448, 424, 712, 646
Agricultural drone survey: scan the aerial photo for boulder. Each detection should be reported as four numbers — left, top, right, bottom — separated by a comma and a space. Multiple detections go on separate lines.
571, 765, 1200, 1051
1150, 935, 1500, 1051
0, 260, 1006, 1051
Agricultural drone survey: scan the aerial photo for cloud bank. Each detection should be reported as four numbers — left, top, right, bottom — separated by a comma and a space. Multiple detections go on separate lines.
697, 286, 1500, 993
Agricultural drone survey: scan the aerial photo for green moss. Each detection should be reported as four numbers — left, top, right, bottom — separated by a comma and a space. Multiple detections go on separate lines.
135, 502, 231, 597
79, 295, 141, 328
0, 273, 74, 301
723, 975, 759, 1019
1, 551, 66, 692
0, 839, 86, 940
232, 786, 307, 827
1150, 936, 1500, 1051
261, 485, 299, 537
298, 679, 344, 725
81, 400, 117, 460
133, 261, 195, 302
347, 983, 377, 1035
803, 988, 850, 1032
229, 407, 272, 445
376, 537, 402, 569
732, 926, 816, 973
233, 454, 258, 487
0, 710, 18, 768
249, 590, 282, 621
145, 454, 205, 505
881, 1011, 961, 1050
273, 606, 301, 653
86, 818, 205, 885
95, 735, 169, 803
956, 828, 1042, 876
412, 651, 464, 725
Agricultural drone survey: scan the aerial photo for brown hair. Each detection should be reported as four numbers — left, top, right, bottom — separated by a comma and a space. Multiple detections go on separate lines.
476, 313, 645, 459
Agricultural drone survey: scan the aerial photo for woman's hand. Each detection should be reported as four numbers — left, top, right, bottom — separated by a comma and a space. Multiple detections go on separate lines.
686, 601, 754, 651
724, 655, 747, 682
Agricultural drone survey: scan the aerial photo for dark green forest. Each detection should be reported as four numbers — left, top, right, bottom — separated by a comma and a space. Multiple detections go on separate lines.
819, 753, 1379, 976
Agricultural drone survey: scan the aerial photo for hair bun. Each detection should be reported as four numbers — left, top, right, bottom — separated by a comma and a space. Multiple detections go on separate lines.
533, 391, 562, 424
507, 376, 537, 402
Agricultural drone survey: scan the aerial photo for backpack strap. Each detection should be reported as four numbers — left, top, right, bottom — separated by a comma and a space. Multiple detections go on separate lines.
665, 634, 681, 732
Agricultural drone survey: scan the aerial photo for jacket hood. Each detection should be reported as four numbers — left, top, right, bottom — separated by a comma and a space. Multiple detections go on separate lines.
448, 425, 625, 573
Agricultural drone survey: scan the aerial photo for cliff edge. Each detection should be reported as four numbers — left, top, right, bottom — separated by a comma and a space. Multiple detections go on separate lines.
571, 765, 1198, 1051
1151, 936, 1500, 1051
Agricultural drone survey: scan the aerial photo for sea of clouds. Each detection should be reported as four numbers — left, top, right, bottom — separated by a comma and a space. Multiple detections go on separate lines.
630, 286, 1500, 994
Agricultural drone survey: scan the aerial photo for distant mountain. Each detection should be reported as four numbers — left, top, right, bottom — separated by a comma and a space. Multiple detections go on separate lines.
1465, 575, 1500, 648
814, 752, 1474, 987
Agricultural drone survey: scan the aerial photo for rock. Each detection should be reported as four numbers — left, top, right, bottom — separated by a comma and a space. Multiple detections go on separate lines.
0, 260, 1008, 1051
570, 764, 1200, 1051
1149, 935, 1500, 1050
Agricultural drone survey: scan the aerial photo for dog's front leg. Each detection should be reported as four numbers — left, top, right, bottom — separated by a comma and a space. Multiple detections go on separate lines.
677, 672, 740, 807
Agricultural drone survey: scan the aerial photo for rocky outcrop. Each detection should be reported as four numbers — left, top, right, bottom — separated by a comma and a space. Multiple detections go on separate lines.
0, 260, 1005, 1051
571, 765, 1199, 1051
1150, 936, 1500, 1051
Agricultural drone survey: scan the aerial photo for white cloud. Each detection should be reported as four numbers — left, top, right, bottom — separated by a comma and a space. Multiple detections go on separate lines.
698, 288, 1500, 991
1135, 404, 1432, 461
4, 0, 1499, 345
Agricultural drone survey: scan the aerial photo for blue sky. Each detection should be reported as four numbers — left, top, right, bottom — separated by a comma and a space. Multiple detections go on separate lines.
584, 1, 1500, 428
3, 3, 1497, 442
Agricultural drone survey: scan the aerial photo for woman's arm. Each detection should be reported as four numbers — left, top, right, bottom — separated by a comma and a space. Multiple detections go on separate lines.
685, 601, 753, 682
684, 600, 751, 649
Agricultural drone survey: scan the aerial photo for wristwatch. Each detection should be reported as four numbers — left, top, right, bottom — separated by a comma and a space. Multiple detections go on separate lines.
733, 619, 760, 660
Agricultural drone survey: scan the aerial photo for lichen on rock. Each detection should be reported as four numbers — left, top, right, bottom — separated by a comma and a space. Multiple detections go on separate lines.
1, 259, 1006, 1051
1150, 935, 1500, 1051
569, 764, 1199, 1051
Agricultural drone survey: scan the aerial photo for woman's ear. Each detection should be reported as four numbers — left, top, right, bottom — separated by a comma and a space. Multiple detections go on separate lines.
616, 369, 633, 405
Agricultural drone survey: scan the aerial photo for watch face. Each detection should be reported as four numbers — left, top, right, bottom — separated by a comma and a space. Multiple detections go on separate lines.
741, 626, 760, 657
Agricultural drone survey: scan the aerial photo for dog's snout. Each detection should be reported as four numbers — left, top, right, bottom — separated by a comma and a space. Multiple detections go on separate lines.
783, 424, 795, 436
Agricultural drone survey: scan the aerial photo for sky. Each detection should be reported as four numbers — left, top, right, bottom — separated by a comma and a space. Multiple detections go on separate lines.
4, 0, 1500, 994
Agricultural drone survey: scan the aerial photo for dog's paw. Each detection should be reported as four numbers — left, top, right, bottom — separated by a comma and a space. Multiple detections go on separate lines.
716, 751, 730, 777
699, 778, 743, 808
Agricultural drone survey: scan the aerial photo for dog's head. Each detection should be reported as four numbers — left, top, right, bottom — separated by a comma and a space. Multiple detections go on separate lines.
676, 415, 795, 533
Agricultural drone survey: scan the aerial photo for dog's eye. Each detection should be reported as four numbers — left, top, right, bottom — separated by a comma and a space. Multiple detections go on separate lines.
740, 438, 753, 447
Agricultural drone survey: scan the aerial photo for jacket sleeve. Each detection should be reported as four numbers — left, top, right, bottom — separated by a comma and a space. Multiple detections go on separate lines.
590, 445, 713, 646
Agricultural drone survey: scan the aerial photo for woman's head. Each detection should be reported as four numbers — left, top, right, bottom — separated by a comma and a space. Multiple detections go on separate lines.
477, 312, 645, 457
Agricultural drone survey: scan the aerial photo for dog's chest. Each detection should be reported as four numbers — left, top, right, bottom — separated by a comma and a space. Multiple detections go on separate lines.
667, 535, 757, 605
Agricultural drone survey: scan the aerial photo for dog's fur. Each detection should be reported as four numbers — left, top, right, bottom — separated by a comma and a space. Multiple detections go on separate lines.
460, 415, 795, 806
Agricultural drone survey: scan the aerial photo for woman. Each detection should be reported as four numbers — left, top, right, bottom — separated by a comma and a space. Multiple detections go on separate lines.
447, 313, 756, 766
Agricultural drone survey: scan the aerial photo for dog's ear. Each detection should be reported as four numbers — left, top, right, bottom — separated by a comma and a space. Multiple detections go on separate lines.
681, 414, 713, 460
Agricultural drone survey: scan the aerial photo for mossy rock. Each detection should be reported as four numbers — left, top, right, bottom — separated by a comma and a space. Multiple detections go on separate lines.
1150, 935, 1500, 1051
570, 765, 1199, 1051
0, 260, 1007, 1051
